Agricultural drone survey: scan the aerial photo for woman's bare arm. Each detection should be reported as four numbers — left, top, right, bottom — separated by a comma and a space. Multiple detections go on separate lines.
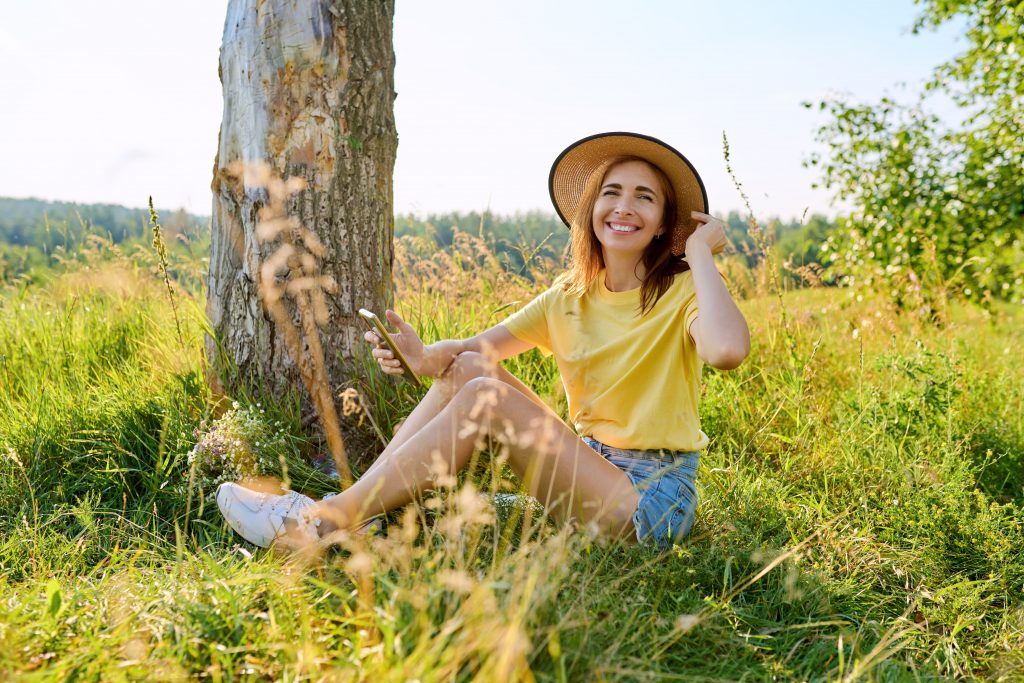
367, 311, 534, 378
411, 325, 533, 378
685, 212, 750, 370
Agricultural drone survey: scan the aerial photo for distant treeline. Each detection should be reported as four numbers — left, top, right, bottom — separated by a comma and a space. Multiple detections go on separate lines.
0, 197, 201, 249
396, 209, 836, 274
1, 196, 835, 282
0, 197, 208, 282
395, 210, 570, 273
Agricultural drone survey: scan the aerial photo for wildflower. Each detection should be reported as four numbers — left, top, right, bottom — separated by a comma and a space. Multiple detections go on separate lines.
3, 447, 22, 468
185, 403, 290, 493
675, 614, 701, 633
438, 569, 475, 594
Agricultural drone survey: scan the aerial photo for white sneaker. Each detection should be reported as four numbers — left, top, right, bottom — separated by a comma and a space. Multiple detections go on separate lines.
216, 482, 321, 548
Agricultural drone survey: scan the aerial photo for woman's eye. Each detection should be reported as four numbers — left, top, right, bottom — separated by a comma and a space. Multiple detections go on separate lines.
602, 190, 618, 196
639, 194, 653, 201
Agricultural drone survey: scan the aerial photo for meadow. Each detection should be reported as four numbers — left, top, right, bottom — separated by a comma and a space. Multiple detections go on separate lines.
0, 228, 1021, 682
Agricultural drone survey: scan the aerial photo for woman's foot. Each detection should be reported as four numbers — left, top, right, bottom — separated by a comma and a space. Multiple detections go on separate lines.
216, 483, 385, 549
216, 482, 321, 548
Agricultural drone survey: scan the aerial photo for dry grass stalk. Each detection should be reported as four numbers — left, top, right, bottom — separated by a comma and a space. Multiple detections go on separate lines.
147, 197, 186, 349
722, 131, 797, 356
785, 260, 825, 288
225, 160, 352, 485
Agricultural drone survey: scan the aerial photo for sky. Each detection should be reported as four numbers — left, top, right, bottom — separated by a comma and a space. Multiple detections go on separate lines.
0, 1, 964, 222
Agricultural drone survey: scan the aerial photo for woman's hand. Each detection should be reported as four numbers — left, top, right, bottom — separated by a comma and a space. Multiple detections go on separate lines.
685, 211, 728, 258
364, 310, 426, 377
364, 310, 458, 379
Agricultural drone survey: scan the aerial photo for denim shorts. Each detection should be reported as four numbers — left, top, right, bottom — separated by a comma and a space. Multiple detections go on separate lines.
582, 436, 699, 547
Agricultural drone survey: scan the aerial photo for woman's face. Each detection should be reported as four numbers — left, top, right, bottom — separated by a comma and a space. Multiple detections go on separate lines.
591, 160, 667, 259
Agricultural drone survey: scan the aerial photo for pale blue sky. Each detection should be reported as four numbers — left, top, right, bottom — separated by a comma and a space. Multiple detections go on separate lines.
0, 1, 962, 221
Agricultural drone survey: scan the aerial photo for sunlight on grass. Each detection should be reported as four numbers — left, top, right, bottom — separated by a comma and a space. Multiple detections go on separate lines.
0, 229, 1022, 680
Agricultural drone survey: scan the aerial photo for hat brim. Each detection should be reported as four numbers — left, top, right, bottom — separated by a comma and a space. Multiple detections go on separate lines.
548, 132, 709, 257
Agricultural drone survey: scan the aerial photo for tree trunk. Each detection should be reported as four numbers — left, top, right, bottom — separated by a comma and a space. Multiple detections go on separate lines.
206, 0, 397, 419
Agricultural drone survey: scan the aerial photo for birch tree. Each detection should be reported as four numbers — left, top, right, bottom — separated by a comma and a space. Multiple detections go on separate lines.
206, 0, 397, 435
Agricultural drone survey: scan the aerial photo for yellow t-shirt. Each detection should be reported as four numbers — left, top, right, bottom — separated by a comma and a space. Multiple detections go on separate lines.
502, 270, 707, 452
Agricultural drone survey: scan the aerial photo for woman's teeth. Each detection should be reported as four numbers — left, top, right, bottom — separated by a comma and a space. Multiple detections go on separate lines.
608, 223, 639, 233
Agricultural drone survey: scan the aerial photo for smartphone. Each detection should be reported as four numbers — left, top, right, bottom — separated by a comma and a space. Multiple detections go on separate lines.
358, 309, 421, 387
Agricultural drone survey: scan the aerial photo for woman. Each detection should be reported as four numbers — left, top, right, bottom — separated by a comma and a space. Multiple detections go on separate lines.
217, 132, 750, 549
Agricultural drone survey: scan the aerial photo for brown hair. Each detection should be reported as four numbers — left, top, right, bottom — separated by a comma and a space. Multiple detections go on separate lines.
556, 155, 688, 316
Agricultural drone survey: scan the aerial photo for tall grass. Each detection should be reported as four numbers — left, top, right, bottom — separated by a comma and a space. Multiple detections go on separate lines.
0, 225, 1021, 680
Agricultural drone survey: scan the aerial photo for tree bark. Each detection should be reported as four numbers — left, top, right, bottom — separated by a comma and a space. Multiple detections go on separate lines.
206, 0, 397, 415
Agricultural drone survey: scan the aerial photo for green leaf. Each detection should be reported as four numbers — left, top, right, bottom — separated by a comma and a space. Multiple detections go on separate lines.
994, 22, 1017, 41
46, 580, 63, 619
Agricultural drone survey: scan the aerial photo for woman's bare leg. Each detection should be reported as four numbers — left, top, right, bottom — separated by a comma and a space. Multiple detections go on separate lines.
360, 351, 550, 477
318, 376, 639, 541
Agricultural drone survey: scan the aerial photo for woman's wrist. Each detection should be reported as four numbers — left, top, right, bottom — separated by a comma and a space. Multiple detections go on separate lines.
427, 339, 466, 378
684, 239, 713, 262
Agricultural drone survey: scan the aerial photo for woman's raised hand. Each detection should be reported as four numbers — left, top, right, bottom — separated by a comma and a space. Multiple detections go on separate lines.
685, 211, 729, 257
364, 309, 426, 377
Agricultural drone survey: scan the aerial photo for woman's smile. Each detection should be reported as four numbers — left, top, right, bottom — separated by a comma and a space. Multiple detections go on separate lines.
592, 160, 666, 255
607, 221, 640, 233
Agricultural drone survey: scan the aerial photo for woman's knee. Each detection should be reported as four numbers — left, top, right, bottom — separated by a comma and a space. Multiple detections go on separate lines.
456, 376, 512, 405
450, 376, 520, 423
442, 351, 496, 390
451, 377, 548, 445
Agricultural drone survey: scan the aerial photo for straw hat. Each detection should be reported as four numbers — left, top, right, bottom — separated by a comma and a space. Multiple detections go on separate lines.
548, 132, 708, 257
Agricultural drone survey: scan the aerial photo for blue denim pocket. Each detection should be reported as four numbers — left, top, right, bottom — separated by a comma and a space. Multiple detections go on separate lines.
583, 437, 699, 546
665, 475, 698, 542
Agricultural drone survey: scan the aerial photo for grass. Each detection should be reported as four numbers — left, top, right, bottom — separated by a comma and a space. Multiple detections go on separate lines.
0, 232, 1022, 681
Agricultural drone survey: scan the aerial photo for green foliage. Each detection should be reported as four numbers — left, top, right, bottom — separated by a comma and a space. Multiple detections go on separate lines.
0, 242, 50, 284
808, 0, 1024, 312
0, 196, 207, 250
0, 196, 210, 283
396, 208, 836, 291
724, 211, 829, 267
1, 236, 1022, 679
396, 209, 569, 277
775, 215, 835, 277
